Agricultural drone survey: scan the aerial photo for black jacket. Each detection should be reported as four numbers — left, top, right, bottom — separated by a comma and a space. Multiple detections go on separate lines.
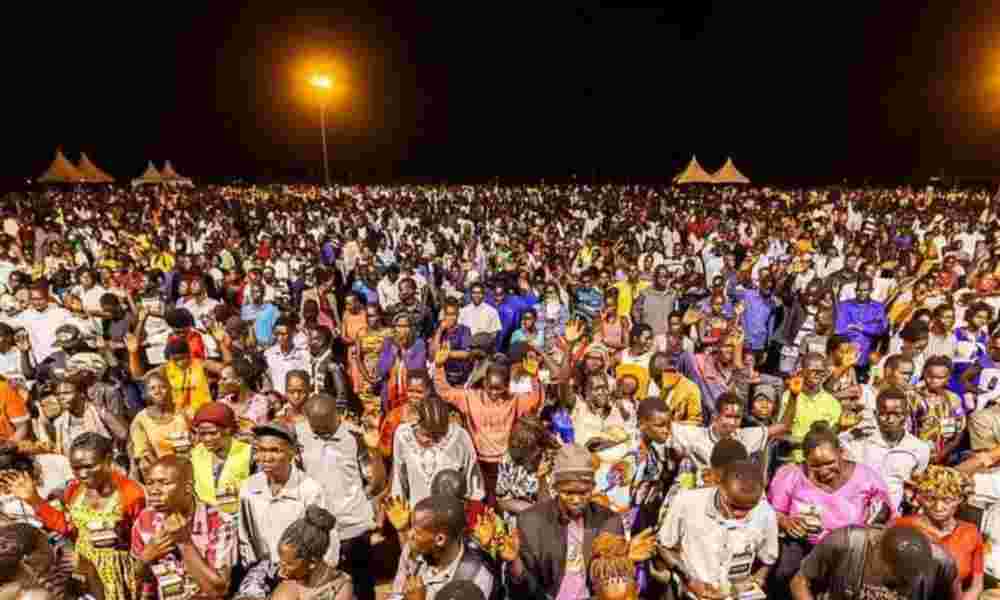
510, 499, 624, 600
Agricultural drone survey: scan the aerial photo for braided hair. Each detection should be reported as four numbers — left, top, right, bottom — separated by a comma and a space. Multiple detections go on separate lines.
278, 506, 338, 562
589, 532, 635, 591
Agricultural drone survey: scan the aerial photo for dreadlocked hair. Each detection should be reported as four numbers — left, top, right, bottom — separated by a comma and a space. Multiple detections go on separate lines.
417, 395, 450, 438
589, 532, 635, 588
278, 505, 338, 562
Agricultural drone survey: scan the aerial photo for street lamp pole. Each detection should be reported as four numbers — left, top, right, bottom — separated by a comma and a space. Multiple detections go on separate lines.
319, 100, 330, 188
309, 74, 334, 188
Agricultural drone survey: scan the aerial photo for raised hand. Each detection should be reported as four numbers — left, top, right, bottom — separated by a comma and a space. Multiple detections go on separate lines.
124, 333, 141, 354
564, 319, 585, 344
471, 509, 496, 548
2, 471, 41, 506
384, 496, 411, 531
498, 528, 521, 563
627, 528, 656, 562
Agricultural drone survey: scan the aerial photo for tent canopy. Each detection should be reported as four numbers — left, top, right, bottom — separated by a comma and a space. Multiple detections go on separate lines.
711, 157, 750, 184
160, 161, 193, 186
76, 153, 115, 183
37, 149, 84, 183
131, 161, 163, 187
160, 160, 180, 179
672, 155, 715, 184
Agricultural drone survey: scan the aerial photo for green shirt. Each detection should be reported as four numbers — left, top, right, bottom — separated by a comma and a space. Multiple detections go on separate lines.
779, 389, 842, 463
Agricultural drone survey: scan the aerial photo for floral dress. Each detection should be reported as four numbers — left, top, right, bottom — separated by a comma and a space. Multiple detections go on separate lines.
909, 386, 965, 457
69, 489, 138, 600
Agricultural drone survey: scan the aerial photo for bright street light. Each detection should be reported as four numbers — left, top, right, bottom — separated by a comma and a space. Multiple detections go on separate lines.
310, 74, 333, 90
310, 74, 334, 187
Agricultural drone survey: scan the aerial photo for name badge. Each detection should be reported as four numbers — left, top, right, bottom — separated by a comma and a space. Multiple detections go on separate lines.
940, 417, 957, 438
151, 563, 186, 600
87, 520, 117, 548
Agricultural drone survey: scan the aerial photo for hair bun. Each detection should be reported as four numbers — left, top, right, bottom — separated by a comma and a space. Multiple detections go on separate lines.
304, 506, 337, 533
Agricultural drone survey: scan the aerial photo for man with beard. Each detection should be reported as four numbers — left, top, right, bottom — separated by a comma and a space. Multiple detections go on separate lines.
840, 388, 930, 513
632, 265, 677, 354
388, 495, 497, 600
236, 423, 336, 600
835, 277, 889, 381
131, 456, 237, 600
304, 326, 350, 413
507, 444, 624, 600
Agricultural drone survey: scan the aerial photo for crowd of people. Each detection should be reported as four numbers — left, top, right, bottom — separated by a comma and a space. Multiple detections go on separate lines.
0, 181, 997, 600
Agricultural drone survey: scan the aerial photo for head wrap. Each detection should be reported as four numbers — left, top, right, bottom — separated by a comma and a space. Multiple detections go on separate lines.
911, 465, 972, 501
192, 402, 237, 430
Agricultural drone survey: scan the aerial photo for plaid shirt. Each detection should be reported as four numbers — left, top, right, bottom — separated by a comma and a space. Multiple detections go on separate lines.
131, 502, 237, 599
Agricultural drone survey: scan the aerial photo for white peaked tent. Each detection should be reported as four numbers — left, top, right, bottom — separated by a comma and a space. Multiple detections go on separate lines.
711, 157, 751, 184
76, 153, 115, 183
159, 160, 193, 187
672, 155, 715, 184
131, 161, 164, 187
37, 149, 85, 183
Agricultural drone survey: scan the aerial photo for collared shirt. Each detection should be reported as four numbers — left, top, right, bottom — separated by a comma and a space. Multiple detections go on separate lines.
391, 423, 484, 506
658, 487, 778, 587
131, 502, 237, 599
389, 543, 494, 600
264, 344, 310, 394
296, 420, 375, 540
840, 431, 931, 512
670, 423, 767, 478
458, 302, 501, 337
15, 306, 73, 363
237, 466, 340, 566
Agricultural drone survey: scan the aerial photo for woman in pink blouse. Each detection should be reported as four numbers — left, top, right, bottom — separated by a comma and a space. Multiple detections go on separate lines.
766, 421, 894, 598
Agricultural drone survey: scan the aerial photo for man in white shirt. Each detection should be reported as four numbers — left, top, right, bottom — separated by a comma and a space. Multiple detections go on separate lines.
15, 286, 73, 364
840, 387, 930, 512
458, 283, 501, 342
658, 460, 778, 598
377, 266, 402, 311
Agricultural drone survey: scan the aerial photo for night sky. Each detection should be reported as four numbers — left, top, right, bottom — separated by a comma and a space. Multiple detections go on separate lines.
5, 2, 1000, 187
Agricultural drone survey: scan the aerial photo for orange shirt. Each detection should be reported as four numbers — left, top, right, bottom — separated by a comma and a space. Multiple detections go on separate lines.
342, 312, 368, 345
894, 515, 984, 584
0, 381, 27, 440
434, 368, 541, 463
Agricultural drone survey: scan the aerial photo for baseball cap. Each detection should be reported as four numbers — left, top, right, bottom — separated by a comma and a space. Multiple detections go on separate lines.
252, 421, 298, 446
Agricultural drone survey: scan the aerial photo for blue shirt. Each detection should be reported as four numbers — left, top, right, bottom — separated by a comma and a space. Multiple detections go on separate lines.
727, 283, 778, 351
833, 300, 888, 366
242, 303, 279, 346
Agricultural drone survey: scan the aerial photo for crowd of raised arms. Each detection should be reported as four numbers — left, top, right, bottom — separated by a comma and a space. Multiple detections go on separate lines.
2, 182, 1000, 600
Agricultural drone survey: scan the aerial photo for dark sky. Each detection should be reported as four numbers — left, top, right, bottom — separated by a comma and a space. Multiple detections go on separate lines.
6, 2, 1000, 186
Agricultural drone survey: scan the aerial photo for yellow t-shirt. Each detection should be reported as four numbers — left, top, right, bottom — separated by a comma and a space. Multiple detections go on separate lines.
779, 389, 842, 463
